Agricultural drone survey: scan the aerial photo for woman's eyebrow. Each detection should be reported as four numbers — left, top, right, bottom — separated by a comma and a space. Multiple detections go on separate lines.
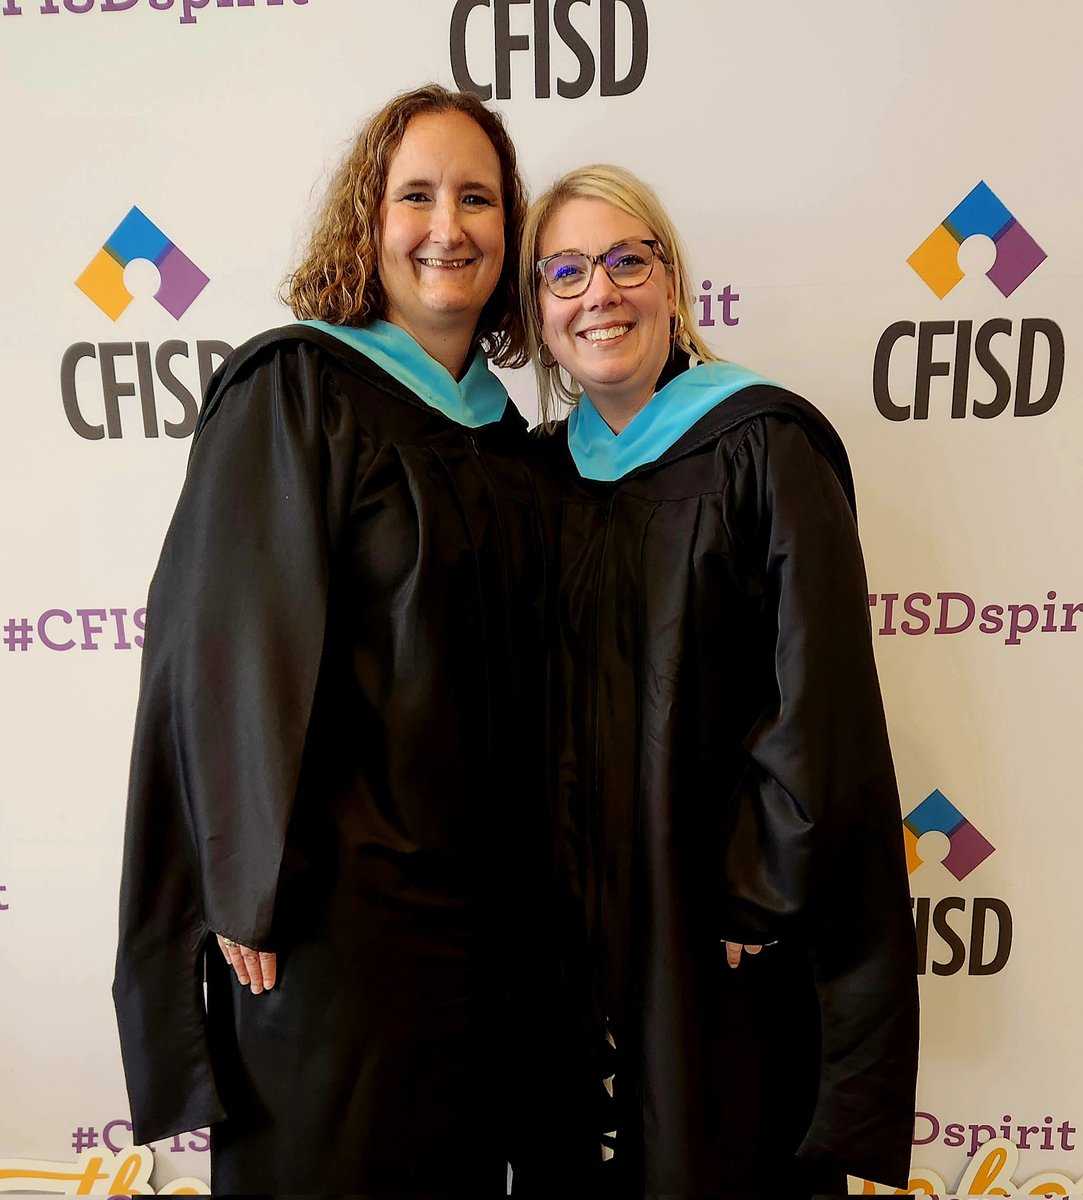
547, 238, 645, 256
391, 178, 499, 193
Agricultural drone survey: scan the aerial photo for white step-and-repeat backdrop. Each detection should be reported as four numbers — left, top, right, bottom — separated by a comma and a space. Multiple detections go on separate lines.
1, 2, 1080, 1194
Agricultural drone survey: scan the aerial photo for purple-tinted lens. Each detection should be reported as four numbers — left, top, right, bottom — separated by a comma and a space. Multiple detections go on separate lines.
603, 242, 655, 283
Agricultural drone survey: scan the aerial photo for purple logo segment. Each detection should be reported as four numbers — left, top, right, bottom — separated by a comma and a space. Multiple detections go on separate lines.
904, 789, 995, 881
908, 181, 1047, 299
75, 206, 209, 320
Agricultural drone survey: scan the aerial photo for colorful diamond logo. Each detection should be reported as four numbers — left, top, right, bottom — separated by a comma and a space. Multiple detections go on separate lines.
76, 206, 209, 320
907, 182, 1046, 300
903, 789, 995, 881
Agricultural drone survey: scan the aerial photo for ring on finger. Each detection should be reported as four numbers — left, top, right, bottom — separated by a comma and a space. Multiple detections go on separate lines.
223, 938, 239, 949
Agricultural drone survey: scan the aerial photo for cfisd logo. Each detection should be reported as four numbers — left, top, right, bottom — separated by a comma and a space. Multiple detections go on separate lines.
907, 181, 1046, 300
75, 206, 209, 321
450, 0, 647, 100
903, 787, 994, 880
63, 205, 230, 441
905, 789, 1011, 978
874, 180, 1063, 422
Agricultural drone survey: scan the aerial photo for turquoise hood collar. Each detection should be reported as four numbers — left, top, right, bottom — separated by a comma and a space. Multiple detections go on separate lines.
300, 319, 508, 429
567, 360, 773, 481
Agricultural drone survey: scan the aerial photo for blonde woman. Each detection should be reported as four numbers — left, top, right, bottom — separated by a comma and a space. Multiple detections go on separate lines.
518, 165, 919, 1197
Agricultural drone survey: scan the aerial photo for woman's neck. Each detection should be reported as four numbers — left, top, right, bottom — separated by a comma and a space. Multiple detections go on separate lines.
386, 315, 474, 380
589, 385, 653, 434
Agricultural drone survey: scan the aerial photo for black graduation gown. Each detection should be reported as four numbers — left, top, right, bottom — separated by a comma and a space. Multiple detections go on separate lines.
540, 387, 919, 1198
112, 325, 552, 1196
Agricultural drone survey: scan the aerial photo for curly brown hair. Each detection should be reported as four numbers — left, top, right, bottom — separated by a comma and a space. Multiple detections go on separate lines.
283, 84, 528, 368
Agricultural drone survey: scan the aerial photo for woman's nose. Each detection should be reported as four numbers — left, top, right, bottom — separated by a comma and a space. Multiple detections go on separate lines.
431, 197, 465, 245
582, 261, 621, 307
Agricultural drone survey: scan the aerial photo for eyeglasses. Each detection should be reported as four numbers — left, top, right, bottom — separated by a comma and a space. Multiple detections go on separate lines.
536, 239, 666, 299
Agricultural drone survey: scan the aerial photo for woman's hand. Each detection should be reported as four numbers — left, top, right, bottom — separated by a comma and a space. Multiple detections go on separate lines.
724, 941, 762, 969
216, 934, 277, 994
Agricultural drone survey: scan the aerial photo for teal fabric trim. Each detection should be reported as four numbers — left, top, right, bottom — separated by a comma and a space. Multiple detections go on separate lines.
300, 319, 508, 428
567, 361, 774, 481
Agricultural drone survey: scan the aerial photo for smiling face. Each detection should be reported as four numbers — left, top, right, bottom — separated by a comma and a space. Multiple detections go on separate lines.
378, 111, 505, 367
538, 196, 675, 428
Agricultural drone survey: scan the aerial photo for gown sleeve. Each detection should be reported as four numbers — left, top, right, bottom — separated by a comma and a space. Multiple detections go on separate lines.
721, 415, 919, 1189
112, 341, 356, 1144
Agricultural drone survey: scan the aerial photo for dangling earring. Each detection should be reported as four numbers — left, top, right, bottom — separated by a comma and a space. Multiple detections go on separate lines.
539, 342, 557, 369
671, 311, 686, 347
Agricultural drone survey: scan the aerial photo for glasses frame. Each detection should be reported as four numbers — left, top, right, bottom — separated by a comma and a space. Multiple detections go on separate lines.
536, 238, 666, 299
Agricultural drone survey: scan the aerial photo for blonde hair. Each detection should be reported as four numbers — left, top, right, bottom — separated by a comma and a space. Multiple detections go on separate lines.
519, 163, 718, 423
283, 84, 529, 369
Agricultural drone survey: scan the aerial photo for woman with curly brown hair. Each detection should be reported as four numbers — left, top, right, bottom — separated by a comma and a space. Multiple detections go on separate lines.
113, 84, 549, 1195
